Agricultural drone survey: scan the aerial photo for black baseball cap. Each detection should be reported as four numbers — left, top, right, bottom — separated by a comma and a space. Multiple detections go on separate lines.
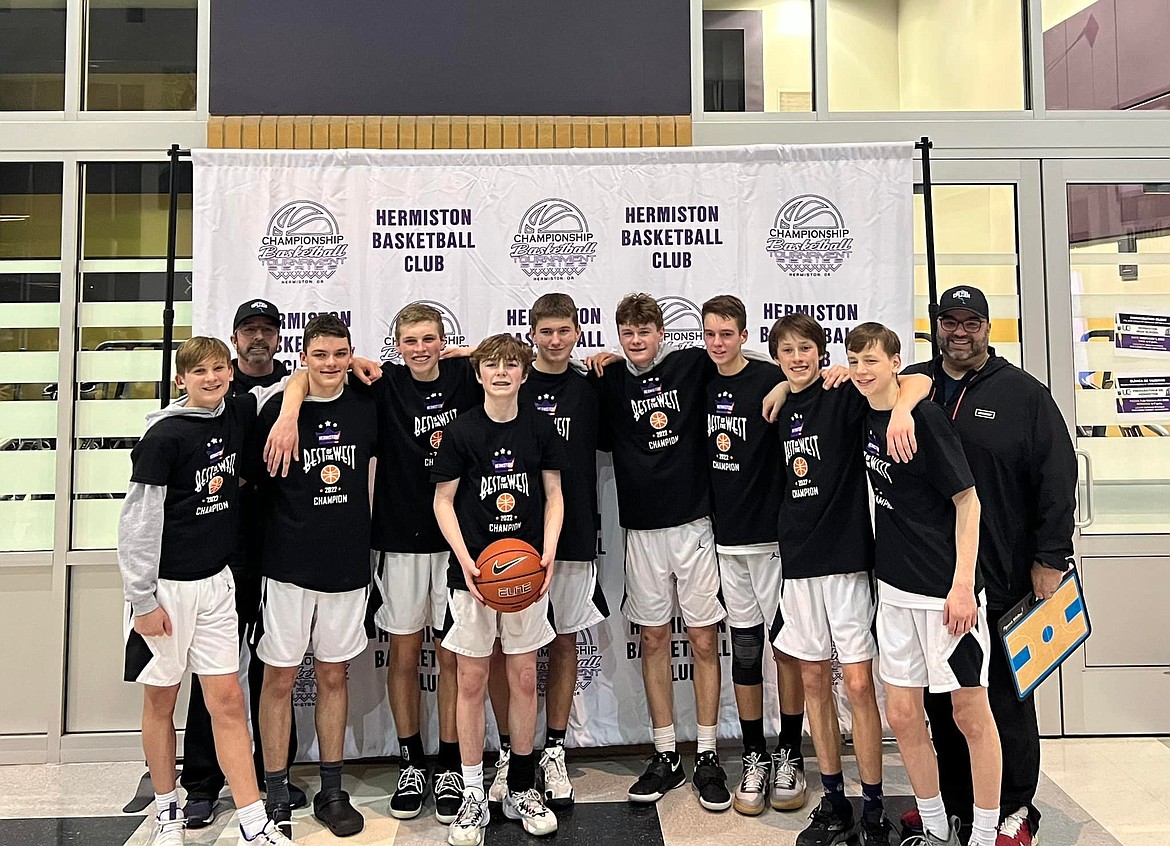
937, 286, 989, 321
233, 299, 281, 330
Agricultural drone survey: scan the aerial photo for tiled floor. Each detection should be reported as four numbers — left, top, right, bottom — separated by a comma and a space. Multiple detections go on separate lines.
0, 739, 1164, 845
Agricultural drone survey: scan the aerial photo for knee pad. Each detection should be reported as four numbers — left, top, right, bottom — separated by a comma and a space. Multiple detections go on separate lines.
730, 624, 765, 686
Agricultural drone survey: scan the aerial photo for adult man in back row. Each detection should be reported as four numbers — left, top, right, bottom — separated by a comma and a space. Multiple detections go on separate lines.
901, 287, 1077, 846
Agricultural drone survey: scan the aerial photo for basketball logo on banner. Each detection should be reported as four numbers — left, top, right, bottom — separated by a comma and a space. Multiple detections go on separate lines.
765, 194, 853, 277
511, 198, 598, 281
659, 296, 704, 347
258, 200, 349, 283
381, 299, 467, 361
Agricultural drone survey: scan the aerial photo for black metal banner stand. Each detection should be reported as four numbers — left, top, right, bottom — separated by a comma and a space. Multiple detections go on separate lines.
915, 136, 941, 361
161, 143, 193, 408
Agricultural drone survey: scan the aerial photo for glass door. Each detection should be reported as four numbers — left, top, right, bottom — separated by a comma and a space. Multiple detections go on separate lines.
1044, 160, 1170, 734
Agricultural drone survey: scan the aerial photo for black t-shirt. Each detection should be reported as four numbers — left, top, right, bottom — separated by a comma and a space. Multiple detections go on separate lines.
253, 387, 378, 592
705, 360, 783, 547
231, 358, 289, 394
430, 405, 568, 590
863, 401, 980, 600
353, 360, 482, 553
599, 347, 713, 530
129, 395, 257, 581
777, 379, 875, 578
520, 367, 600, 562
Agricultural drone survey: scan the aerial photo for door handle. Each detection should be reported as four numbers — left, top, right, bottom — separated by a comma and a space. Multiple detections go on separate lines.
1074, 448, 1094, 529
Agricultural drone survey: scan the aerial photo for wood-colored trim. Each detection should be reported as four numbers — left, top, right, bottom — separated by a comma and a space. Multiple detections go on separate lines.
207, 115, 692, 149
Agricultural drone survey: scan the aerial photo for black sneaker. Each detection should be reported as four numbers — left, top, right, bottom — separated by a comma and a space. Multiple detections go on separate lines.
627, 751, 686, 803
692, 750, 732, 812
313, 788, 364, 837
433, 767, 465, 824
266, 800, 293, 840
796, 796, 855, 846
389, 763, 427, 820
289, 783, 308, 810
859, 807, 895, 845
183, 797, 218, 829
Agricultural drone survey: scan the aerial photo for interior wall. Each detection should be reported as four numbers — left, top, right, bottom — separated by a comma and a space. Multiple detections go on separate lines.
827, 0, 901, 110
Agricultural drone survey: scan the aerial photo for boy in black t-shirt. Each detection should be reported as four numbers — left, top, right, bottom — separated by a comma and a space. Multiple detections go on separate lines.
700, 296, 806, 817
847, 323, 1001, 846
118, 336, 292, 846
432, 334, 567, 846
485, 293, 606, 810
252, 315, 378, 840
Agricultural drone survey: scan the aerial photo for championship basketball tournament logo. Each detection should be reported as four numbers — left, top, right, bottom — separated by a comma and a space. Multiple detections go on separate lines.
659, 296, 704, 348
536, 629, 603, 696
205, 437, 224, 462
381, 300, 467, 361
492, 449, 515, 474
765, 194, 853, 277
715, 391, 734, 415
510, 198, 598, 281
535, 393, 557, 415
258, 200, 349, 284
316, 420, 341, 446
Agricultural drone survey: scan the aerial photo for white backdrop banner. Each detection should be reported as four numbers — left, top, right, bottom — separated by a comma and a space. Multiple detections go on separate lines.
193, 144, 914, 759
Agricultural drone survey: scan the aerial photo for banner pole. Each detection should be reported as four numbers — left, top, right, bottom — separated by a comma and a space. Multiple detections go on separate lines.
916, 136, 940, 361
161, 144, 191, 408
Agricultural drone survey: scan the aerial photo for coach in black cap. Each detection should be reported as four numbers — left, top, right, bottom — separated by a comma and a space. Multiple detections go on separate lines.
900, 285, 1077, 845
180, 297, 302, 826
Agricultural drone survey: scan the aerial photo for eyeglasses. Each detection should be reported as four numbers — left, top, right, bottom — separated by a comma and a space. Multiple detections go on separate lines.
236, 324, 279, 337
938, 317, 985, 333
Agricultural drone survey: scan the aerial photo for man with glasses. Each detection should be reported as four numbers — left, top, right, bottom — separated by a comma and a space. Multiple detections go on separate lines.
182, 299, 304, 827
899, 286, 1076, 846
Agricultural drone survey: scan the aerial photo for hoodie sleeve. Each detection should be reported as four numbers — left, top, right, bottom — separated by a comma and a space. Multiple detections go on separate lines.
118, 482, 166, 615
1029, 387, 1077, 570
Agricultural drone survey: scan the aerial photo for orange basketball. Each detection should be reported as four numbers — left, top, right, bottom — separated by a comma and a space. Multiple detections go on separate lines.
473, 538, 545, 613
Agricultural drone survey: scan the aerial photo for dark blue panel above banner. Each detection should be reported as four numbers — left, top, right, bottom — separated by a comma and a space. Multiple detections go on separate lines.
210, 1, 691, 116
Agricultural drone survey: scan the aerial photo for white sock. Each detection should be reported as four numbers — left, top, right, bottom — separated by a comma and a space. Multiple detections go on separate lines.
916, 793, 949, 840
237, 800, 268, 840
154, 790, 179, 818
651, 724, 676, 754
696, 723, 718, 755
970, 805, 999, 846
462, 762, 484, 793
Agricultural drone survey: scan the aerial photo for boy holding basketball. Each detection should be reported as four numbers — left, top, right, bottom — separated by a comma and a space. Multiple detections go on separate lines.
432, 333, 567, 846
847, 323, 1001, 846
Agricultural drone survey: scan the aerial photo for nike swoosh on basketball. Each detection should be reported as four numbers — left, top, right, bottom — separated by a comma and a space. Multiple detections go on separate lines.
491, 556, 527, 576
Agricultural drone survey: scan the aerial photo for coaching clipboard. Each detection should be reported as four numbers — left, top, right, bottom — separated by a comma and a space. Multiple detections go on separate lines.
998, 568, 1091, 700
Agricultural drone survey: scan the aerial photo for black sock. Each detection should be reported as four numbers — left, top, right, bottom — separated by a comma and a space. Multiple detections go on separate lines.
320, 761, 343, 793
438, 739, 461, 771
546, 727, 567, 747
821, 772, 850, 813
264, 769, 290, 806
506, 751, 536, 793
779, 712, 804, 760
739, 718, 766, 754
862, 780, 884, 816
498, 733, 511, 752
398, 733, 425, 768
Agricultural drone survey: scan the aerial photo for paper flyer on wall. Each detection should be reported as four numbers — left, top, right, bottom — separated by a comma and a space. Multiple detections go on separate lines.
1115, 312, 1170, 356
1115, 374, 1170, 422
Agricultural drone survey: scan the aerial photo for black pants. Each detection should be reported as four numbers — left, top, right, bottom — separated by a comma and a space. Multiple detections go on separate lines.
180, 574, 298, 800
923, 606, 1042, 834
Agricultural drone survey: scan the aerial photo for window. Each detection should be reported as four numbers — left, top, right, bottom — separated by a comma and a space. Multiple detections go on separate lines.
0, 163, 63, 552
0, 0, 67, 111
73, 161, 192, 550
702, 0, 813, 113
85, 0, 197, 111
827, 0, 1026, 111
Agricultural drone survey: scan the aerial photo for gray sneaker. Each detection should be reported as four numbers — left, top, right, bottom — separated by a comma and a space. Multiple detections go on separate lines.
488, 747, 510, 804
902, 815, 962, 846
769, 748, 807, 811
733, 751, 771, 816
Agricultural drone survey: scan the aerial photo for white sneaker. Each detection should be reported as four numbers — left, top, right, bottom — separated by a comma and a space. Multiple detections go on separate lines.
539, 745, 575, 809
447, 786, 490, 846
769, 748, 807, 811
488, 748, 510, 804
237, 819, 295, 845
155, 804, 186, 846
503, 788, 558, 836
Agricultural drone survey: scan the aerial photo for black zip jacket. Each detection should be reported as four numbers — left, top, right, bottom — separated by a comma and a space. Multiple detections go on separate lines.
903, 349, 1076, 611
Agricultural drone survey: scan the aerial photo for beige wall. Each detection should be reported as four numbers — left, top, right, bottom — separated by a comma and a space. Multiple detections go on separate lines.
828, 0, 901, 110
1042, 0, 1099, 30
